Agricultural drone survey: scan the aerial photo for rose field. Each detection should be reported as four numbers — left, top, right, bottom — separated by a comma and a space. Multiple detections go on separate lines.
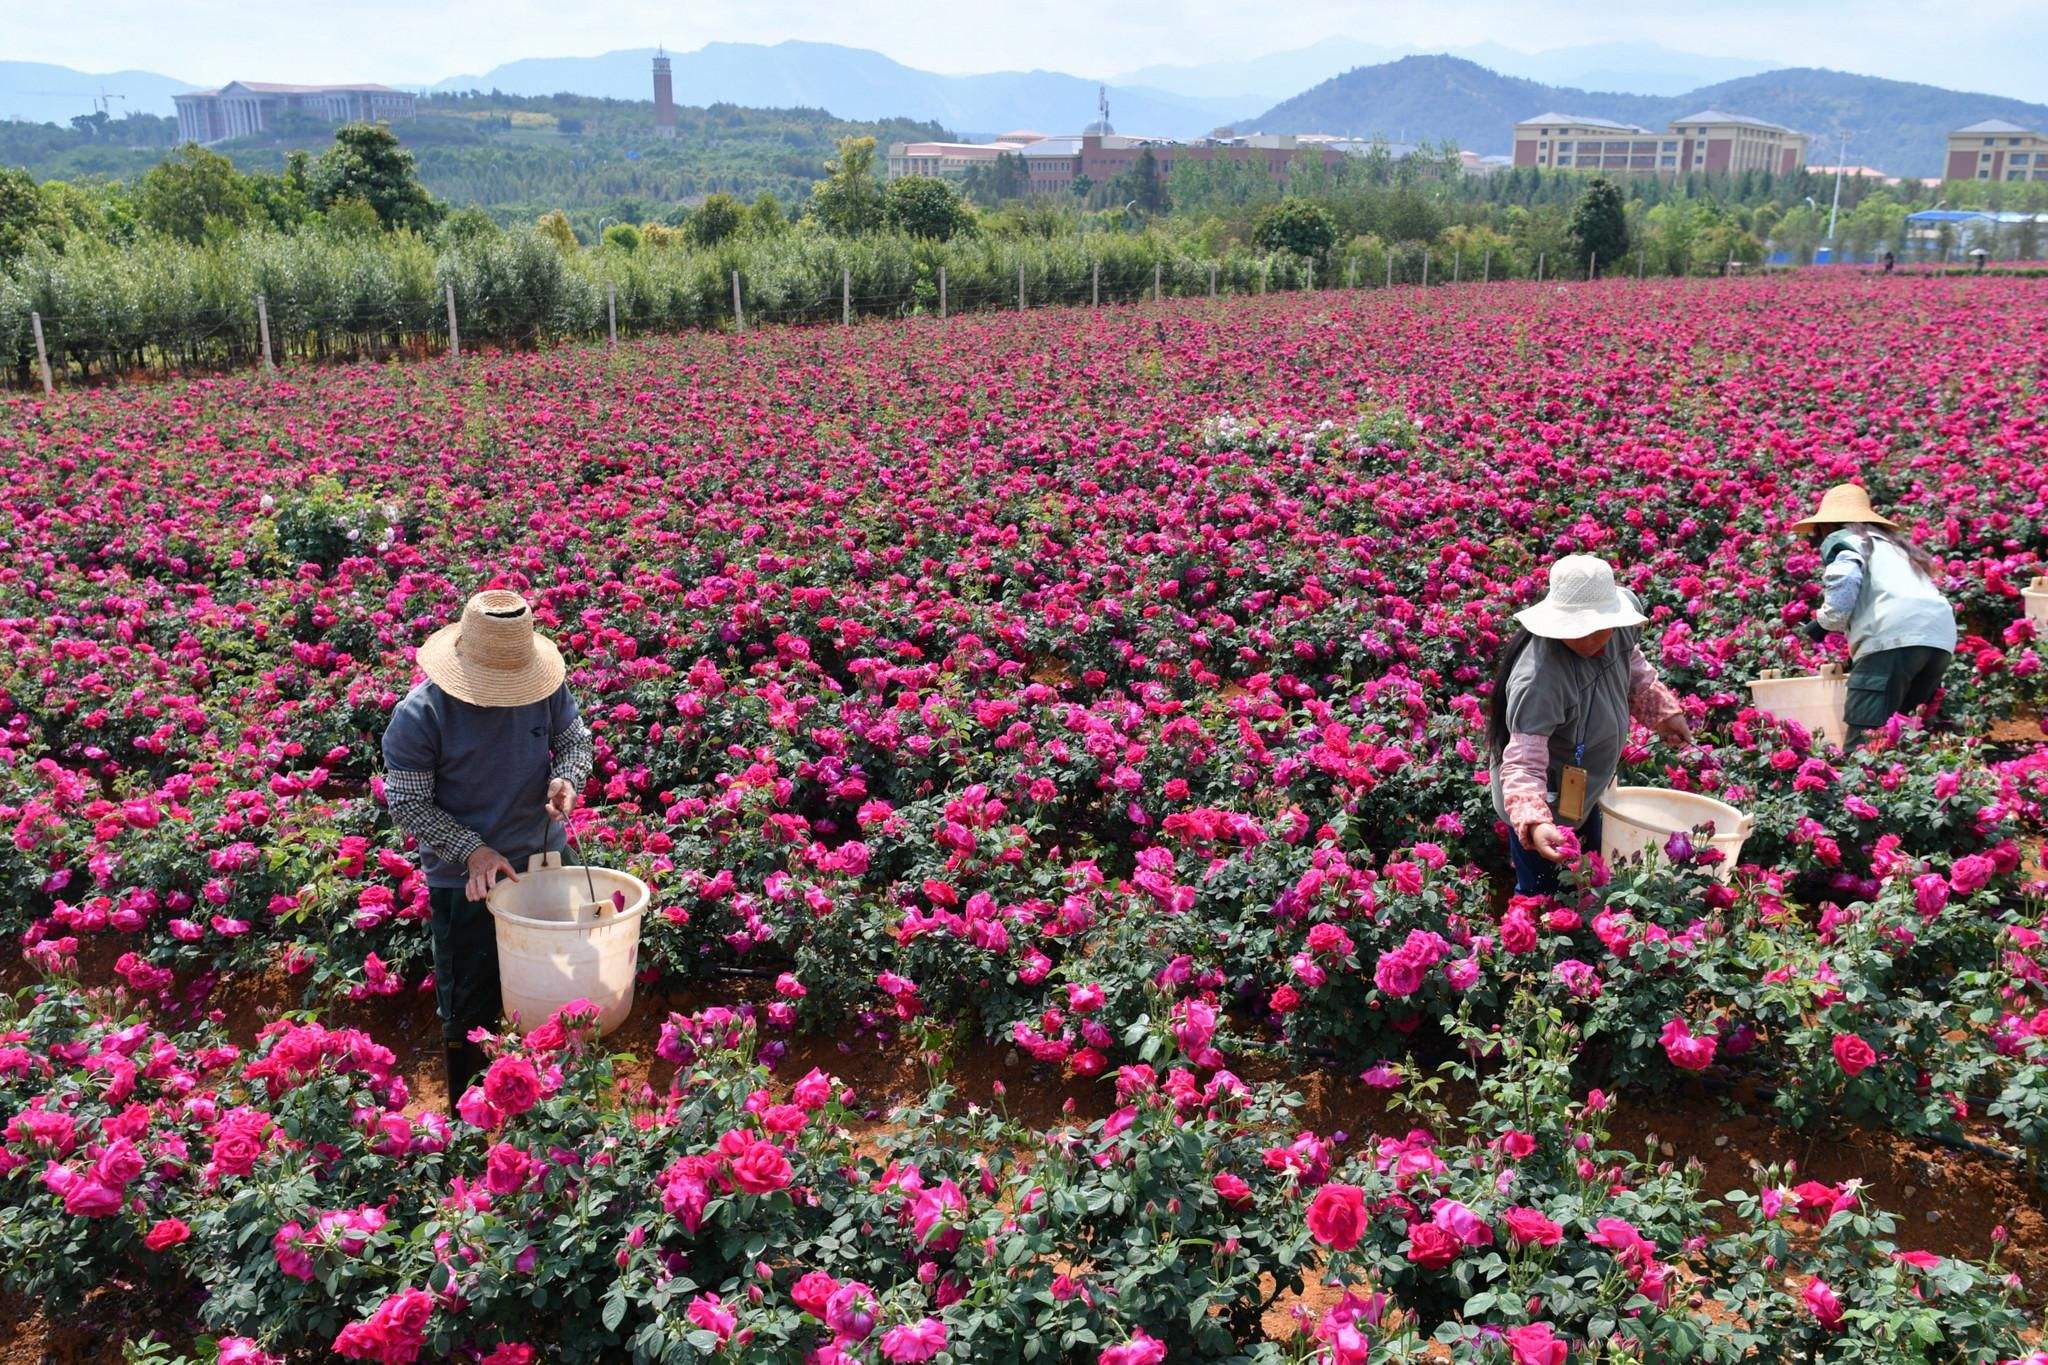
3, 272, 2048, 1364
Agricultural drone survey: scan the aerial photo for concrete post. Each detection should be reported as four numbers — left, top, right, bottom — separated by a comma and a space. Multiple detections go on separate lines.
1483, 249, 1491, 283
30, 312, 52, 397
256, 293, 274, 371
444, 282, 459, 363
1153, 261, 1162, 302
1092, 260, 1099, 308
732, 271, 744, 334
939, 266, 947, 320
607, 282, 618, 347
842, 267, 851, 327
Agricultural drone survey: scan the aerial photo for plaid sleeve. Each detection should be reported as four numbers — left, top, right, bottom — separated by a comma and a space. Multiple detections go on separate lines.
383, 768, 482, 866
550, 704, 593, 787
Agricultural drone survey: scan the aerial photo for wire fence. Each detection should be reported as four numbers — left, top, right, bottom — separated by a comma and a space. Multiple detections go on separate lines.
0, 241, 1978, 396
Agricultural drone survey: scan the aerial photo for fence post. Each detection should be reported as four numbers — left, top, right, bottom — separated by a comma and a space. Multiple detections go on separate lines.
1588, 253, 1596, 282
1153, 262, 1162, 303
1385, 253, 1392, 288
30, 312, 52, 398
256, 293, 275, 372
607, 282, 618, 348
939, 266, 947, 320
1347, 257, 1356, 289
1482, 249, 1491, 283
1092, 260, 1100, 308
732, 271, 745, 334
1306, 258, 1314, 291
1638, 252, 1646, 280
1453, 252, 1461, 285
1422, 251, 1430, 288
842, 267, 851, 327
1536, 252, 1545, 283
1018, 261, 1026, 311
1209, 264, 1218, 298
444, 282, 460, 363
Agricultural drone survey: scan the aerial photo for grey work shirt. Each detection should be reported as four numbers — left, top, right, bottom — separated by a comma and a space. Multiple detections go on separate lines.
381, 681, 583, 889
1488, 626, 1637, 830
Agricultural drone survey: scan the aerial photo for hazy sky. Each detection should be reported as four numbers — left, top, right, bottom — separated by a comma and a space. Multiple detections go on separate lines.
9, 0, 2044, 101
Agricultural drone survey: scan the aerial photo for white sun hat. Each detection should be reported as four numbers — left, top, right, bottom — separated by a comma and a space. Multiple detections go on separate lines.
1514, 555, 1647, 640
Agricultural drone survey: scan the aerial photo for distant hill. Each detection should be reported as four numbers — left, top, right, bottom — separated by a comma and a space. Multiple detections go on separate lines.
0, 61, 197, 120
1251, 55, 2048, 176
1115, 40, 1772, 104
430, 41, 1242, 140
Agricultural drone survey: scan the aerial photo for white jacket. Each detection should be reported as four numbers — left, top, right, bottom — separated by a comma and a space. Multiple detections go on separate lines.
1817, 529, 1956, 658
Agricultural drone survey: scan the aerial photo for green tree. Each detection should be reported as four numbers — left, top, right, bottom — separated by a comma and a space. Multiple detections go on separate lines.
602, 222, 642, 252
1251, 198, 1337, 257
309, 123, 442, 233
1568, 176, 1629, 274
0, 167, 49, 262
136, 144, 255, 244
992, 152, 1026, 203
810, 136, 884, 236
884, 176, 971, 240
689, 193, 743, 246
746, 192, 788, 237
1117, 147, 1168, 215
321, 196, 383, 238
437, 207, 500, 248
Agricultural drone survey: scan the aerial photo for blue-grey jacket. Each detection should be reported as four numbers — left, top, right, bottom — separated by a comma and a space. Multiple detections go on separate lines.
1816, 529, 1956, 659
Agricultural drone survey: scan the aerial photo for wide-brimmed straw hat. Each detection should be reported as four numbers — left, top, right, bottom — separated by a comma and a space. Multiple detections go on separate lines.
1515, 554, 1647, 640
416, 590, 565, 708
1791, 483, 1897, 532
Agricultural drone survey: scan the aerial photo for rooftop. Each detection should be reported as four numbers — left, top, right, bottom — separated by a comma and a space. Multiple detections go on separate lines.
1669, 110, 1798, 133
1518, 112, 1654, 133
1953, 118, 2037, 135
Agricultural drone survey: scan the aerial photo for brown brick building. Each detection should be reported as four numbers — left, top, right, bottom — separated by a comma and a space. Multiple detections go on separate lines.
1944, 120, 2048, 182
1512, 110, 1807, 177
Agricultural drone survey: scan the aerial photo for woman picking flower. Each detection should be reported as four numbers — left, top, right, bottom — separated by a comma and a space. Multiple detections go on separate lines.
1792, 483, 1956, 748
1488, 555, 1691, 896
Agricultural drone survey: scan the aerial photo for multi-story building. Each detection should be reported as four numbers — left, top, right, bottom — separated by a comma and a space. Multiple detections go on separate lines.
885, 131, 1352, 192
173, 82, 415, 145
1511, 111, 1807, 176
1943, 120, 2048, 182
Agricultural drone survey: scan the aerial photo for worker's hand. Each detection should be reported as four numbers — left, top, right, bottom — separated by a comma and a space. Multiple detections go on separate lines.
465, 846, 518, 902
1524, 822, 1568, 863
545, 777, 577, 822
1655, 713, 1693, 747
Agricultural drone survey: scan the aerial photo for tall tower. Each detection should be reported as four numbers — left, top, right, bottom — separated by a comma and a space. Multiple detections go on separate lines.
652, 48, 677, 139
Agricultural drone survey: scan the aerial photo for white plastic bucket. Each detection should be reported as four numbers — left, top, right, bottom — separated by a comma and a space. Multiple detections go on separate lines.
486, 852, 649, 1037
1746, 665, 1847, 749
1597, 786, 1753, 880
2025, 576, 2048, 625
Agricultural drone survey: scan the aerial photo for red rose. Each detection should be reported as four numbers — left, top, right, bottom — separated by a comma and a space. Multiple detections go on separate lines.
1406, 1221, 1461, 1268
1502, 1206, 1563, 1247
1212, 1171, 1253, 1208
1832, 1033, 1877, 1077
144, 1217, 191, 1251
729, 1139, 793, 1194
483, 1056, 542, 1117
1305, 1182, 1367, 1251
1505, 1322, 1568, 1365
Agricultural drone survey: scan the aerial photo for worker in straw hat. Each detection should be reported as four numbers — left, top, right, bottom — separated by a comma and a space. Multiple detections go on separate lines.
1487, 555, 1692, 896
1791, 483, 1955, 747
381, 590, 592, 1099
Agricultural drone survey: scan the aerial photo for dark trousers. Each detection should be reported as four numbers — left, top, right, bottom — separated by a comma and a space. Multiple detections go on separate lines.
1845, 646, 1950, 747
1507, 810, 1604, 897
428, 885, 502, 1045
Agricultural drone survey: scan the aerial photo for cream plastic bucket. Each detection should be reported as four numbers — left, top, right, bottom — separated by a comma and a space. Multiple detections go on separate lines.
1597, 786, 1753, 880
2025, 576, 2048, 625
1746, 665, 1847, 749
486, 852, 649, 1036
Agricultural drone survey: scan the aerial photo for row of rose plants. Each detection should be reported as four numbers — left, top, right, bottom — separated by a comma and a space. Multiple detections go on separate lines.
3, 982, 2037, 1362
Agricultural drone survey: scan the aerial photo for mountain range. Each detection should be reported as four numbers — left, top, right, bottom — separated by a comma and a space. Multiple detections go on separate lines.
1252, 57, 2048, 176
6, 43, 2043, 176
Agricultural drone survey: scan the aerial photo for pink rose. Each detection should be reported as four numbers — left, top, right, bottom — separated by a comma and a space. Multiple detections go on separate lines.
1505, 1322, 1568, 1365
1832, 1033, 1877, 1077
729, 1138, 794, 1194
1503, 1206, 1564, 1247
1099, 1331, 1168, 1365
483, 1055, 542, 1117
1306, 1183, 1367, 1251
144, 1217, 191, 1251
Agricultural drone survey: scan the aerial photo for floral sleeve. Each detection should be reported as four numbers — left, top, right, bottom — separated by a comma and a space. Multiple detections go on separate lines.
1500, 733, 1555, 842
1626, 646, 1683, 729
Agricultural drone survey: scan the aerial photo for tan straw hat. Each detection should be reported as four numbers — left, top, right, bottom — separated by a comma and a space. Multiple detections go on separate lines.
1515, 554, 1648, 640
415, 590, 565, 708
1791, 483, 1897, 532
